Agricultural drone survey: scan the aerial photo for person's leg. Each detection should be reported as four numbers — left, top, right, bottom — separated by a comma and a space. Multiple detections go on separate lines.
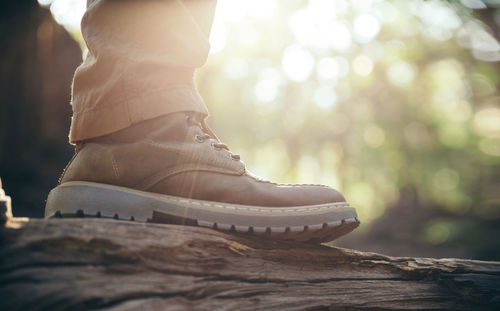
47, 0, 359, 243
70, 0, 216, 142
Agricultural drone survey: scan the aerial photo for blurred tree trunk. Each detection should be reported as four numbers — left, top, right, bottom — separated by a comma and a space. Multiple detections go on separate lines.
0, 0, 81, 217
476, 8, 500, 40
475, 7, 500, 89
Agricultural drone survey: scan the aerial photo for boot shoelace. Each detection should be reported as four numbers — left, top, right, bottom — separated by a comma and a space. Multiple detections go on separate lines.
186, 114, 241, 161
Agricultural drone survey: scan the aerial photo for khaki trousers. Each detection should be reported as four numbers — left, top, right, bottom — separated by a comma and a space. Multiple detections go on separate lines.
69, 0, 217, 143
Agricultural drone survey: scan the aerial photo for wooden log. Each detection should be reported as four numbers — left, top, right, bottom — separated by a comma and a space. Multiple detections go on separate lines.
1, 218, 499, 310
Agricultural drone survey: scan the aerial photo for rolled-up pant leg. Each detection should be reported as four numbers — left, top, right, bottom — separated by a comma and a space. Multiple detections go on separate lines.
69, 0, 217, 143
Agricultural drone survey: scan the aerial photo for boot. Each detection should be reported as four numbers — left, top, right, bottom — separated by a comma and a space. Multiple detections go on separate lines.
45, 112, 359, 242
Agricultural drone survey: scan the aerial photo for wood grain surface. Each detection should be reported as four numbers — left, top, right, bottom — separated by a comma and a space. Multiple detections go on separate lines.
1, 218, 499, 310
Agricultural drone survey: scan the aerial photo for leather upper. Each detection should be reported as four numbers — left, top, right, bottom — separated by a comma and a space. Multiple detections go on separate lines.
61, 112, 345, 207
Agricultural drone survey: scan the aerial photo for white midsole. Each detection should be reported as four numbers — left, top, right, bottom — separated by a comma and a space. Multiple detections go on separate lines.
52, 181, 354, 216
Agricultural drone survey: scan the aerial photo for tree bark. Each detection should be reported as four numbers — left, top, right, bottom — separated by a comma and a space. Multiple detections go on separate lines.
1, 218, 499, 311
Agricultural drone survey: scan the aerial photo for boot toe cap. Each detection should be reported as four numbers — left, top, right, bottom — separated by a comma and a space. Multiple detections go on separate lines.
300, 184, 346, 205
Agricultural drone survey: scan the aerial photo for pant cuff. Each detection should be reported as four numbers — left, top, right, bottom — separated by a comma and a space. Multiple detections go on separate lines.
69, 86, 209, 144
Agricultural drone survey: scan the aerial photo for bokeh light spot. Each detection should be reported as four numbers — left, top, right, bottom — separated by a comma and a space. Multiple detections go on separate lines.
438, 125, 469, 148
435, 100, 472, 123
329, 22, 353, 51
387, 61, 416, 87
478, 138, 500, 156
317, 58, 339, 80
225, 58, 249, 80
354, 14, 381, 43
255, 79, 278, 103
374, 1, 398, 23
473, 107, 500, 138
281, 45, 315, 82
314, 86, 337, 110
353, 55, 373, 76
317, 57, 350, 80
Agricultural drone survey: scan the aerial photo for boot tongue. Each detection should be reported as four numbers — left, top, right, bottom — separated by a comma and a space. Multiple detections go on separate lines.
186, 112, 221, 142
90, 111, 246, 175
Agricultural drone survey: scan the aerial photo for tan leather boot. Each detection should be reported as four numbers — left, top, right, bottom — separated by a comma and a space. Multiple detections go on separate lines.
45, 112, 359, 242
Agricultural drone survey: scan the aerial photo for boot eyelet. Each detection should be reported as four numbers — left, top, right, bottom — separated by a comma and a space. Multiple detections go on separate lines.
211, 142, 222, 151
194, 134, 205, 143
